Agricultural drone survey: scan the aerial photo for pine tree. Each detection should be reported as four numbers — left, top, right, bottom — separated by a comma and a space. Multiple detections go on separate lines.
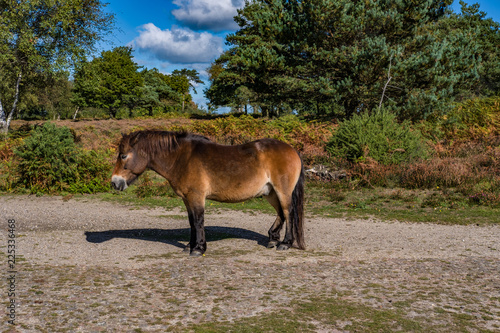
206, 0, 493, 121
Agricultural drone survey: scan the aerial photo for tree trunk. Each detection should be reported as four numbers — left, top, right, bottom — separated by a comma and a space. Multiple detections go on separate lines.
0, 72, 22, 134
0, 97, 6, 134
73, 106, 80, 120
109, 107, 117, 119
261, 105, 269, 118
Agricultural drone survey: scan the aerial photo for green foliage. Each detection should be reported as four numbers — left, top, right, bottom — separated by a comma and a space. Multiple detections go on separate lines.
72, 50, 204, 117
455, 1, 500, 96
207, 0, 497, 120
72, 46, 144, 118
444, 96, 500, 136
17, 70, 75, 120
326, 110, 428, 165
138, 68, 181, 116
14, 123, 110, 194
172, 69, 204, 94
0, 0, 115, 132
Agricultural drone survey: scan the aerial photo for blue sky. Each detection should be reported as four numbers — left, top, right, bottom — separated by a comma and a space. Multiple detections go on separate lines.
99, 0, 500, 110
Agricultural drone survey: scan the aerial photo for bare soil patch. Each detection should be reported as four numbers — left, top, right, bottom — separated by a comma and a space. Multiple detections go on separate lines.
1, 195, 499, 332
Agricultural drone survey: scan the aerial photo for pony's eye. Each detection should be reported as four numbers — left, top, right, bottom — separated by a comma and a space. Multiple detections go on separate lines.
121, 154, 127, 160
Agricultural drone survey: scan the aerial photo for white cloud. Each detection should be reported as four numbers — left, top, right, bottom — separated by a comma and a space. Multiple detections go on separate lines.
132, 23, 223, 64
172, 0, 245, 31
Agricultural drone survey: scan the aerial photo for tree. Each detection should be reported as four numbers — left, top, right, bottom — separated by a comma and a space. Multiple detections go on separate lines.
453, 1, 500, 96
163, 71, 191, 112
0, 0, 114, 133
169, 69, 203, 112
205, 60, 239, 111
19, 71, 74, 120
207, 0, 487, 121
71, 59, 100, 118
172, 69, 204, 94
205, 59, 259, 114
139, 68, 180, 116
73, 46, 143, 118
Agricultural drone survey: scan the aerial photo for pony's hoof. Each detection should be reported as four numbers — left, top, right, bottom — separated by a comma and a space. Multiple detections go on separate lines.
267, 241, 279, 249
277, 244, 290, 251
190, 250, 204, 257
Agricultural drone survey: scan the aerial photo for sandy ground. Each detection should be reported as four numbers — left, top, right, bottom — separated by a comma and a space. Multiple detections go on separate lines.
1, 195, 499, 332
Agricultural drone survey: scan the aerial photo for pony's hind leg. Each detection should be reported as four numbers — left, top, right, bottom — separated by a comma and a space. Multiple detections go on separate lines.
183, 198, 207, 257
277, 204, 293, 250
271, 188, 294, 251
264, 191, 285, 249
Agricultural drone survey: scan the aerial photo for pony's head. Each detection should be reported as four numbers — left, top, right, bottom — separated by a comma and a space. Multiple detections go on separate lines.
111, 130, 182, 191
111, 131, 149, 191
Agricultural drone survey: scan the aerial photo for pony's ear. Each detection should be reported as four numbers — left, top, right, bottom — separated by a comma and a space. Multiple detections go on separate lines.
129, 132, 142, 147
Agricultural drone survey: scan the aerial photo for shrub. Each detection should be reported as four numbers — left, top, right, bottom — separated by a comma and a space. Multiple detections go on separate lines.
449, 96, 500, 130
326, 109, 428, 165
428, 96, 500, 141
14, 122, 111, 194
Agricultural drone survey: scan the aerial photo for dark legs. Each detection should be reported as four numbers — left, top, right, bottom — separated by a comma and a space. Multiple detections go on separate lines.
267, 215, 284, 249
182, 189, 296, 255
184, 199, 206, 256
277, 207, 293, 250
265, 191, 293, 250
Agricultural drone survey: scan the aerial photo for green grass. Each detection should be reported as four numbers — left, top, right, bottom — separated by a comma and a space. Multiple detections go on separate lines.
205, 198, 275, 215
188, 296, 427, 333
306, 180, 500, 225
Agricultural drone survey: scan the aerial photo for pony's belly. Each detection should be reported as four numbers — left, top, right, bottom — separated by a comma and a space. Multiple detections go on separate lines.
207, 183, 272, 203
255, 183, 273, 197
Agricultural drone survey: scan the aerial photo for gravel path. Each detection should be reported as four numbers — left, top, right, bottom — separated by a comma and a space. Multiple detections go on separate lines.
1, 195, 499, 332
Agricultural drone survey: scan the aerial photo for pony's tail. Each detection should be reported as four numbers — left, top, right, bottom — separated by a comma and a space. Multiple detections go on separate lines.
291, 163, 305, 250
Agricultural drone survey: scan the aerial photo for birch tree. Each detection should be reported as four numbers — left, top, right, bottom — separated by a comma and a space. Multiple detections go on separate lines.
0, 0, 114, 134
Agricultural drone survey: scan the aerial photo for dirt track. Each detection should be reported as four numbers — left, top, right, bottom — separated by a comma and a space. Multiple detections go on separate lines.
1, 195, 499, 332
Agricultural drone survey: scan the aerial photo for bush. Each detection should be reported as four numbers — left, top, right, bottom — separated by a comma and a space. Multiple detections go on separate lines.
326, 109, 428, 165
14, 122, 111, 194
449, 96, 500, 130
425, 96, 500, 141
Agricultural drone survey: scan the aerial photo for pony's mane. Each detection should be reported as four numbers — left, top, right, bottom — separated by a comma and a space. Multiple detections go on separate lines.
120, 130, 209, 156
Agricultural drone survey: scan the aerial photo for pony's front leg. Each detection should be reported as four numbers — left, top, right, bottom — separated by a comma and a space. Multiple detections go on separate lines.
184, 199, 207, 257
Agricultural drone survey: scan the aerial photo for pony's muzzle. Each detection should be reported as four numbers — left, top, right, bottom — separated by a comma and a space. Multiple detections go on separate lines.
111, 175, 128, 191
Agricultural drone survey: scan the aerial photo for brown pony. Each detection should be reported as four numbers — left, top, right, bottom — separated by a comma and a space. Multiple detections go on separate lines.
111, 130, 305, 256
